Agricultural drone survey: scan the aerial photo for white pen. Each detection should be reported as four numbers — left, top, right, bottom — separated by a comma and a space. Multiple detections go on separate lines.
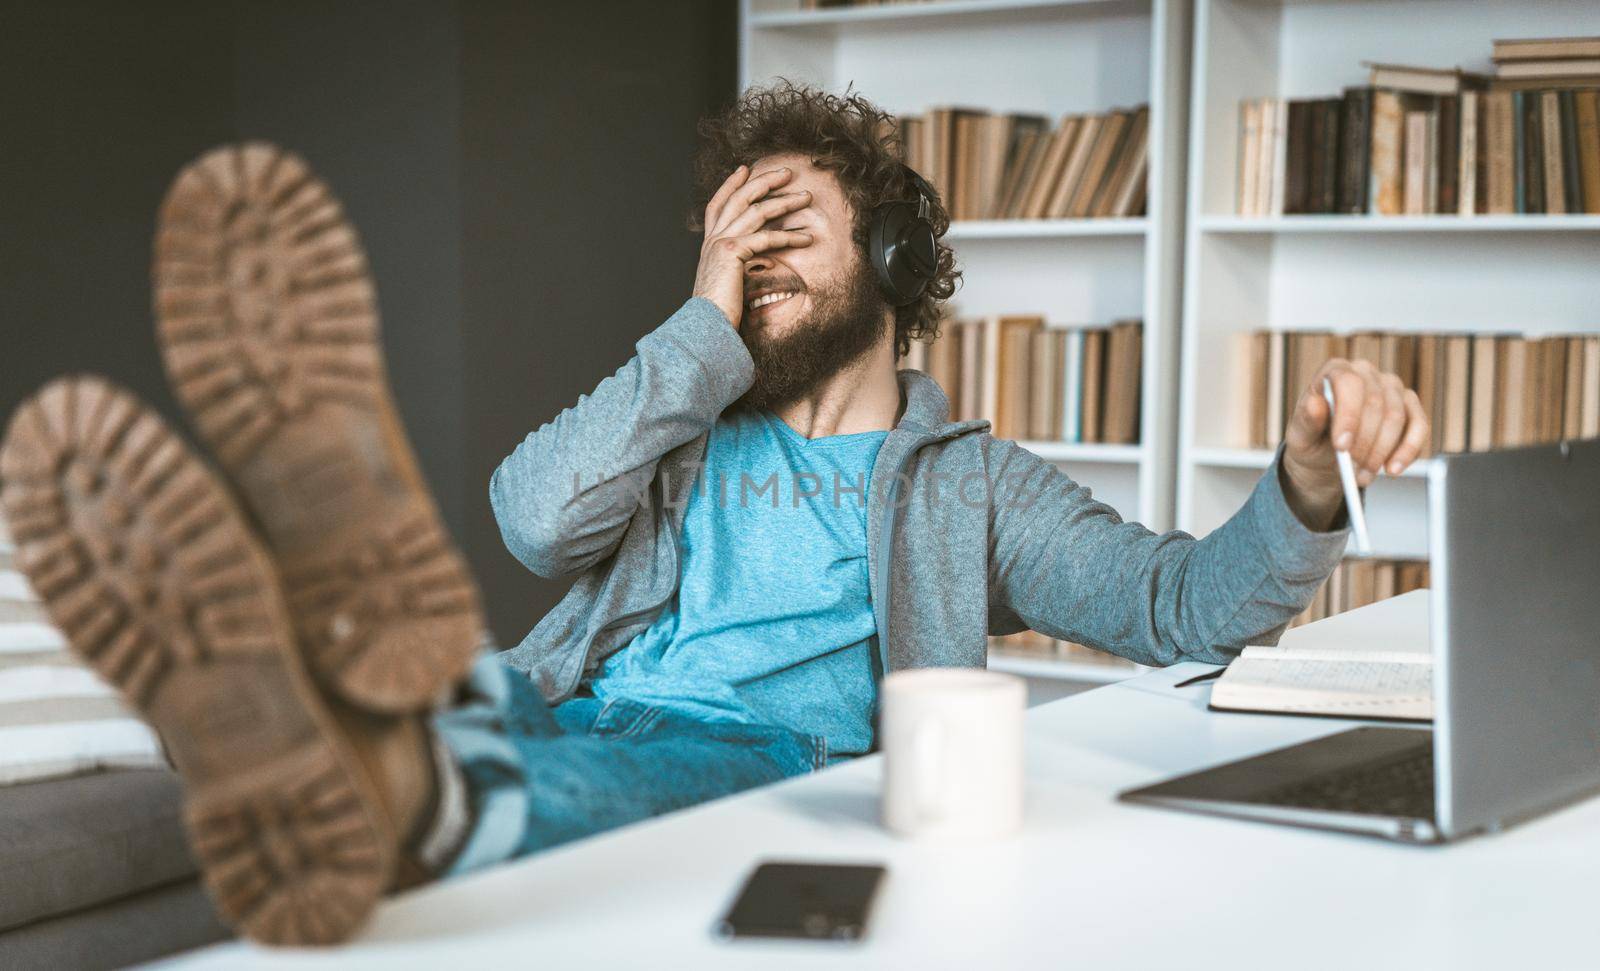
1322, 377, 1373, 554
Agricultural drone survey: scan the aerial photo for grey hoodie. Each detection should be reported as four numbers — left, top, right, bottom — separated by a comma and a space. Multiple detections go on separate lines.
493, 298, 1348, 702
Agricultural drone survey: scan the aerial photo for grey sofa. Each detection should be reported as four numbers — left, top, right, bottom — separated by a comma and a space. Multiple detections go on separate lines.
0, 769, 230, 970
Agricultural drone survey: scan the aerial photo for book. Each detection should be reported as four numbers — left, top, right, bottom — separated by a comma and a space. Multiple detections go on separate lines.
1579, 91, 1600, 213
1365, 62, 1487, 96
1266, 98, 1289, 216
1080, 328, 1106, 443
1027, 329, 1060, 440
1284, 99, 1314, 214
1310, 98, 1341, 213
1239, 98, 1262, 215
1100, 320, 1143, 445
1493, 36, 1600, 62
1264, 331, 1286, 449
1061, 328, 1084, 444
1486, 90, 1517, 213
1469, 334, 1500, 451
1542, 91, 1567, 213
1438, 94, 1460, 214
1561, 90, 1583, 213
1403, 109, 1431, 214
1338, 87, 1374, 213
994, 316, 1041, 439
1521, 91, 1545, 214
1440, 334, 1472, 453
1457, 92, 1479, 214
1497, 58, 1600, 80
1211, 589, 1432, 722
1370, 89, 1407, 214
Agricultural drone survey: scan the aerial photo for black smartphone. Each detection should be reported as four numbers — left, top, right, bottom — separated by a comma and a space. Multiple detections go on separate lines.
714, 861, 887, 942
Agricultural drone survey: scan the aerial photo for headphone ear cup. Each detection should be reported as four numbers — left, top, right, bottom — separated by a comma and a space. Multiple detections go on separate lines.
870, 201, 936, 307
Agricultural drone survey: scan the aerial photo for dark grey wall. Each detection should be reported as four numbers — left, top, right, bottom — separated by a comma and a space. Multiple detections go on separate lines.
0, 0, 737, 647
230, 0, 468, 540
0, 1, 235, 428
460, 1, 737, 644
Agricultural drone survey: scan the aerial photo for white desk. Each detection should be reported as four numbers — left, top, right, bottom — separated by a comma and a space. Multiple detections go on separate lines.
161, 647, 1599, 969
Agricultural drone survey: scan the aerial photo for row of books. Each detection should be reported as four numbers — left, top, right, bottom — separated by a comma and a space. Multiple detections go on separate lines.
1236, 60, 1600, 216
904, 317, 1143, 443
1289, 557, 1430, 630
1243, 329, 1600, 454
899, 107, 1149, 221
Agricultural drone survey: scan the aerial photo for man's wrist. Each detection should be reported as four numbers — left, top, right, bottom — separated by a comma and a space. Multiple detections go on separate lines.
1277, 458, 1345, 533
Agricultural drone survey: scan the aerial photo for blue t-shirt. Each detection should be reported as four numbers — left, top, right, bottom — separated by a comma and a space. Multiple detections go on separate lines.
589, 407, 887, 759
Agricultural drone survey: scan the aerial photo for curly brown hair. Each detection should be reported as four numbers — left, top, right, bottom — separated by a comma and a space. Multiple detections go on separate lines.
691, 80, 960, 358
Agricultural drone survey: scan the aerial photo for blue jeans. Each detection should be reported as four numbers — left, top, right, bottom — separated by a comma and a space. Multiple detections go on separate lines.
431, 656, 826, 874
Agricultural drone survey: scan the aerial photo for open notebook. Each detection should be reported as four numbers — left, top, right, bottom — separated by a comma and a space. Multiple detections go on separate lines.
1208, 589, 1431, 722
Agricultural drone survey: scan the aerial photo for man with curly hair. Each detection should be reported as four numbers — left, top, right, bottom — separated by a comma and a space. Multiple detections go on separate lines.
14, 82, 1426, 946
461, 81, 1422, 886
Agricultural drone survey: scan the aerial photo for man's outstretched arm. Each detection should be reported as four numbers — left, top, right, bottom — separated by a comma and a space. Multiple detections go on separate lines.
987, 358, 1430, 665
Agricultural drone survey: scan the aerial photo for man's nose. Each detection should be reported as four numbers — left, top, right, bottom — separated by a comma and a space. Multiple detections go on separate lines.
744, 254, 774, 275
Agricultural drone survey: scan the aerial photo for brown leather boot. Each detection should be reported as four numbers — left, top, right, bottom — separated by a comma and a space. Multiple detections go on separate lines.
151, 142, 483, 715
0, 377, 437, 946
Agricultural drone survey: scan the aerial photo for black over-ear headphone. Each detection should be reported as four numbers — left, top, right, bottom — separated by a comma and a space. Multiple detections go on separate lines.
869, 164, 939, 307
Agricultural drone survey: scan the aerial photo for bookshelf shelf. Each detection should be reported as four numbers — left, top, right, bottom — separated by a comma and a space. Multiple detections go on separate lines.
1020, 441, 1144, 463
748, 0, 1138, 31
946, 217, 1148, 240
1200, 214, 1600, 235
1189, 446, 1432, 480
1176, 0, 1600, 554
987, 651, 1141, 684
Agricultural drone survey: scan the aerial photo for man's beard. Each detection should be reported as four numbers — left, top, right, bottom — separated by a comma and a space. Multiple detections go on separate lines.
736, 258, 889, 412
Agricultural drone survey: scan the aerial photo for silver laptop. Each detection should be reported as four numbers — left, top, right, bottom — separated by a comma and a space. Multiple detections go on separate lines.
1120, 439, 1600, 844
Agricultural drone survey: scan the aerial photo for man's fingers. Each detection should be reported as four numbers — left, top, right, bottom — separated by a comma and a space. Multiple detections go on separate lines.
719, 190, 811, 239
715, 229, 813, 262
712, 167, 795, 236
1350, 366, 1386, 475
1387, 389, 1430, 474
703, 165, 748, 236
1365, 375, 1409, 475
1328, 366, 1367, 451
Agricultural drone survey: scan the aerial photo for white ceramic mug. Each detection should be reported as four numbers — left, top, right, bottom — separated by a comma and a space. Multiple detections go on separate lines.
880, 667, 1026, 840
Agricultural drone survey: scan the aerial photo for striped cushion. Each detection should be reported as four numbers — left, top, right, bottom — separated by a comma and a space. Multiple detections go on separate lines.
0, 521, 166, 785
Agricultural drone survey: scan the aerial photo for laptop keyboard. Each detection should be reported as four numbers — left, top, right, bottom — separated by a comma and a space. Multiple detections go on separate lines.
1260, 747, 1436, 820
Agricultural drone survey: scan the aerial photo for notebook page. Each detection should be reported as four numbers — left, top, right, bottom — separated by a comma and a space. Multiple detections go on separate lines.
1213, 654, 1432, 721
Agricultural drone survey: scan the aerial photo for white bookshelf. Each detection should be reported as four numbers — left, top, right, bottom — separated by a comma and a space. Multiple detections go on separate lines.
741, 0, 1189, 685
1177, 0, 1600, 562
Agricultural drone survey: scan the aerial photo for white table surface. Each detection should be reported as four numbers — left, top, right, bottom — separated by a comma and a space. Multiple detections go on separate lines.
159, 627, 1600, 969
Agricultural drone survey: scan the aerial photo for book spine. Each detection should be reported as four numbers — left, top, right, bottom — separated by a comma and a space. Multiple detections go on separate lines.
1370, 90, 1404, 215
1486, 91, 1515, 214
1061, 329, 1083, 443
1438, 94, 1460, 214
1285, 100, 1311, 215
1561, 90, 1583, 214
1457, 92, 1478, 215
1542, 91, 1566, 214
1579, 91, 1600, 214
1522, 91, 1545, 214
1338, 87, 1373, 214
